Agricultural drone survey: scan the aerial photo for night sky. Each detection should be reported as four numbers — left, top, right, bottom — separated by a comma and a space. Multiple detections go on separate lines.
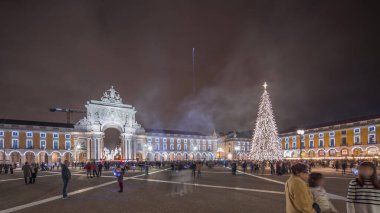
1, 1, 379, 134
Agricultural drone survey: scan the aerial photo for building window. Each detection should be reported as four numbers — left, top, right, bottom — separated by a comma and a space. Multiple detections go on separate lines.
177, 139, 181, 143
65, 141, 71, 150
208, 144, 212, 151
309, 134, 314, 139
190, 144, 194, 151
184, 144, 187, 151
0, 138, 4, 149
170, 144, 174, 151
369, 126, 376, 132
285, 137, 289, 142
137, 143, 142, 150
53, 133, 59, 139
26, 139, 33, 149
368, 134, 376, 144
163, 143, 167, 151
202, 145, 206, 151
177, 144, 181, 150
318, 133, 324, 138
242, 146, 245, 151
65, 134, 71, 139
40, 140, 46, 149
292, 136, 296, 142
12, 131, 19, 137
40, 132, 46, 138
0, 130, 4, 137
12, 139, 19, 149
341, 130, 347, 135
147, 137, 152, 143
155, 138, 159, 142
354, 128, 360, 134
329, 138, 335, 147
318, 139, 324, 147
309, 140, 314, 148
184, 139, 188, 143
341, 137, 347, 146
196, 139, 200, 144
285, 143, 289, 149
170, 138, 174, 143
155, 143, 160, 151
53, 140, 59, 150
301, 141, 305, 148
163, 138, 167, 142
329, 131, 335, 137
190, 139, 194, 144
292, 142, 296, 149
354, 135, 360, 144
26, 132, 33, 138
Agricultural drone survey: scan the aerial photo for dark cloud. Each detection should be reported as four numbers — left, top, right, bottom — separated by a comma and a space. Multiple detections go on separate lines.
1, 0, 379, 134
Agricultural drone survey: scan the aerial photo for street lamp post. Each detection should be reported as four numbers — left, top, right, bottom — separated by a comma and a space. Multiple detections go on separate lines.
297, 129, 305, 160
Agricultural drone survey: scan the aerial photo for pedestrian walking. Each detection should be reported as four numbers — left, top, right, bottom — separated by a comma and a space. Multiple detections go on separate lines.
191, 162, 196, 178
285, 163, 317, 213
231, 162, 237, 175
97, 163, 103, 177
342, 161, 347, 175
196, 162, 202, 178
346, 161, 380, 213
22, 162, 32, 184
309, 173, 337, 213
31, 164, 38, 184
61, 160, 71, 199
85, 162, 92, 178
114, 166, 125, 192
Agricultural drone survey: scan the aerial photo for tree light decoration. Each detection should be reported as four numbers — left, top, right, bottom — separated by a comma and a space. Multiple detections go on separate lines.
250, 82, 283, 161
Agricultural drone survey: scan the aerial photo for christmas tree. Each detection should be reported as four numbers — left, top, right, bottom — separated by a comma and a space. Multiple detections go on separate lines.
250, 82, 283, 161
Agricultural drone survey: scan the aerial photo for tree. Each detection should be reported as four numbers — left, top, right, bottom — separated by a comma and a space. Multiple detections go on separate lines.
250, 82, 283, 161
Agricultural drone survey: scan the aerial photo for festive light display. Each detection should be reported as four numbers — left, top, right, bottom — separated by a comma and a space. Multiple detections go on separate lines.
249, 82, 283, 161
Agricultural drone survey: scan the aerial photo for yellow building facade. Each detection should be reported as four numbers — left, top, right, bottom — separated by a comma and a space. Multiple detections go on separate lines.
280, 115, 380, 159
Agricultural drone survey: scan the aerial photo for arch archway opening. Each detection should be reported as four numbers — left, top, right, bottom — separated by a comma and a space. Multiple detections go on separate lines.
103, 128, 122, 160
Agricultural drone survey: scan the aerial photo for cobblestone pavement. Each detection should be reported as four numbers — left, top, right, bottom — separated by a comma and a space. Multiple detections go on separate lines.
0, 166, 353, 213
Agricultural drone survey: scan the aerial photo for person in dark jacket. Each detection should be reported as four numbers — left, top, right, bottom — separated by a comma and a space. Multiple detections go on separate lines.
22, 162, 32, 184
231, 162, 237, 175
115, 165, 125, 192
61, 160, 71, 199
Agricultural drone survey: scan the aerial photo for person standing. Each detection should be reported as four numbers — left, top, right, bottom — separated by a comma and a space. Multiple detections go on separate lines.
85, 162, 92, 178
231, 162, 237, 176
31, 164, 38, 184
115, 166, 125, 192
342, 161, 347, 175
196, 162, 202, 178
191, 162, 196, 178
22, 162, 32, 184
285, 163, 316, 213
97, 163, 103, 177
61, 160, 71, 199
347, 161, 380, 213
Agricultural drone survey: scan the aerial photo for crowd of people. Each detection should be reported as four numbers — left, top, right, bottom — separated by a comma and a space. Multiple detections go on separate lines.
5, 157, 380, 212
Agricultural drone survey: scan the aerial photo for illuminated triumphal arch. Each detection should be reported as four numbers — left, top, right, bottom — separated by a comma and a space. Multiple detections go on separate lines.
74, 86, 141, 161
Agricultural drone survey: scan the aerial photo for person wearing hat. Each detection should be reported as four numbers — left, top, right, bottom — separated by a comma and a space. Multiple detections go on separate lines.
285, 163, 317, 213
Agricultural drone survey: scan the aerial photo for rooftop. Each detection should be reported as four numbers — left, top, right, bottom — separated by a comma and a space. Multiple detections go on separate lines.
144, 128, 206, 136
0, 119, 74, 128
279, 114, 380, 134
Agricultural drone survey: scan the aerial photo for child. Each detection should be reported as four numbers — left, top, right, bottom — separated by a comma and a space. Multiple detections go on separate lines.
309, 172, 338, 213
